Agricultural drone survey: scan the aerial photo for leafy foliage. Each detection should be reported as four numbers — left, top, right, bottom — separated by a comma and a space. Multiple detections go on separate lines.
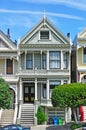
51, 83, 86, 108
0, 78, 11, 109
71, 123, 82, 130
35, 106, 47, 125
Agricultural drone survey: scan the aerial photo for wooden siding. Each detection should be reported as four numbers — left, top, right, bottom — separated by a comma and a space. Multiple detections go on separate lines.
0, 59, 5, 75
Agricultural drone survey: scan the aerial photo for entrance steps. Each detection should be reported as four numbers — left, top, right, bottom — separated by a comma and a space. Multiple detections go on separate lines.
20, 104, 34, 127
0, 109, 14, 126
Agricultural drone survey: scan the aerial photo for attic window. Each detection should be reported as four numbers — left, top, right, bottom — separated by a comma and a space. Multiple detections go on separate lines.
40, 31, 49, 40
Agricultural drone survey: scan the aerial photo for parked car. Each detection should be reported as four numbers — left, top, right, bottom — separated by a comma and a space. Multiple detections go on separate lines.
1, 124, 30, 130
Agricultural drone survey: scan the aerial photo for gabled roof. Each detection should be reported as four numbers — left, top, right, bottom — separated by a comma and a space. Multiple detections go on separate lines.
78, 28, 86, 38
0, 30, 17, 50
20, 17, 70, 44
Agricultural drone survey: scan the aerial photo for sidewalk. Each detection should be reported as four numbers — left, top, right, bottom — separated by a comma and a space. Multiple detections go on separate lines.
30, 124, 71, 130
31, 125, 47, 130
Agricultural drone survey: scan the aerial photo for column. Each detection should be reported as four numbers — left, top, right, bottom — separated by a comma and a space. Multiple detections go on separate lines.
47, 51, 49, 70
61, 50, 63, 69
35, 78, 37, 100
47, 79, 49, 100
19, 78, 23, 103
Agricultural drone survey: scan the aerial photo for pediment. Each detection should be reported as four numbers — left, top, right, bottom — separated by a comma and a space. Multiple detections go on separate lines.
0, 38, 9, 49
78, 28, 86, 38
0, 30, 17, 50
20, 17, 70, 45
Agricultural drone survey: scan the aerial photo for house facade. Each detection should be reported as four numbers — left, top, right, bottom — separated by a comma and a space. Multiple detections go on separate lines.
0, 17, 72, 126
76, 29, 86, 83
0, 29, 18, 125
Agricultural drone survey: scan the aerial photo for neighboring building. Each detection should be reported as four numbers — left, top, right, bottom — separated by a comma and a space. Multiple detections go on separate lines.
75, 28, 86, 83
0, 29, 18, 125
0, 17, 72, 126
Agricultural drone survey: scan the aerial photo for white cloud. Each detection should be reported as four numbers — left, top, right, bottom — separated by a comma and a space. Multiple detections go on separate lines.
0, 9, 83, 20
15, 0, 86, 11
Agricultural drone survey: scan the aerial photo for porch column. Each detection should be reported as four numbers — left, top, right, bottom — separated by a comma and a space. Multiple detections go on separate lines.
61, 51, 63, 69
47, 79, 49, 100
35, 78, 37, 100
19, 78, 23, 103
47, 50, 49, 70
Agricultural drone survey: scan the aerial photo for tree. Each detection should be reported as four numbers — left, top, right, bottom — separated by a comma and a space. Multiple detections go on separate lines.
0, 78, 11, 109
51, 83, 86, 123
35, 106, 47, 125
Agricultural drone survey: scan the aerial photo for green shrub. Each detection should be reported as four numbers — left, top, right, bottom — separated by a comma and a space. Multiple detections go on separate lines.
71, 123, 82, 130
35, 106, 47, 125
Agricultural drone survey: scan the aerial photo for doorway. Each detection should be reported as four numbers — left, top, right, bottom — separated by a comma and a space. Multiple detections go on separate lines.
23, 83, 35, 103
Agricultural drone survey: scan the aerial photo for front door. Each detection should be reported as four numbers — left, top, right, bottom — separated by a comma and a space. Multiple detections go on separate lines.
23, 83, 35, 103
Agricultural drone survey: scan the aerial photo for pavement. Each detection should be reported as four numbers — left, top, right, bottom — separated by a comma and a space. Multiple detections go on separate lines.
30, 124, 72, 130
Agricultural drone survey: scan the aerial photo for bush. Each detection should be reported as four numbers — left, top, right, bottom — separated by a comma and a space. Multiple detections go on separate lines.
71, 123, 82, 130
35, 106, 47, 125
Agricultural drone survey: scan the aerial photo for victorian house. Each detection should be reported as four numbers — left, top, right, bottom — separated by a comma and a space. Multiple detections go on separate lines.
0, 29, 18, 125
75, 28, 86, 83
0, 17, 72, 126
17, 17, 71, 126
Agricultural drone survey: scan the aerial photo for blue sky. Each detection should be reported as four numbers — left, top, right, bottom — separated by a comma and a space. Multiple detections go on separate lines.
0, 0, 86, 42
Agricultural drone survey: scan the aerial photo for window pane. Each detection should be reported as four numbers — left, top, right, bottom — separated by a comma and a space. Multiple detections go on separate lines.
49, 80, 61, 98
84, 47, 86, 54
26, 53, 33, 69
6, 59, 13, 74
49, 51, 61, 69
83, 55, 86, 63
42, 53, 46, 69
63, 53, 68, 69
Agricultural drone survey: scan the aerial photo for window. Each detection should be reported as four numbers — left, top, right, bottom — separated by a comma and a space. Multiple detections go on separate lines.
49, 51, 61, 69
83, 47, 86, 63
26, 53, 33, 69
63, 80, 68, 84
42, 53, 46, 69
63, 53, 68, 69
40, 31, 49, 40
6, 59, 13, 74
49, 80, 61, 98
43, 84, 46, 98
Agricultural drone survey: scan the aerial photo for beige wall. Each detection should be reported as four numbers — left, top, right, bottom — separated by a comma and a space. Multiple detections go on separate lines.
0, 59, 5, 75
78, 48, 86, 67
